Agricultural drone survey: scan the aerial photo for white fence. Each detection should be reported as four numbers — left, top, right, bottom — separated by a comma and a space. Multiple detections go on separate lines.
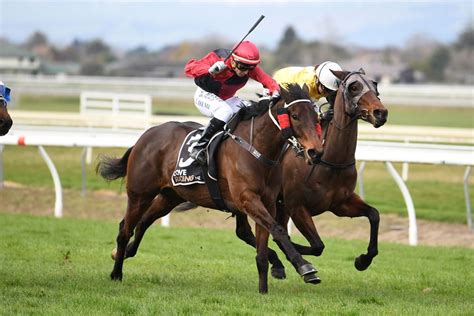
80, 91, 152, 129
2, 74, 473, 107
0, 125, 472, 246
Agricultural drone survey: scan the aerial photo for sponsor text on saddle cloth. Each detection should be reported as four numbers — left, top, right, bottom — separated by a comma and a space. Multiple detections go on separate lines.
172, 129, 206, 186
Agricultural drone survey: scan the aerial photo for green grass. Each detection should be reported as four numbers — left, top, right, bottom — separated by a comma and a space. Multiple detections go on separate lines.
385, 104, 474, 128
15, 94, 200, 116
0, 213, 473, 315
2, 146, 124, 191
13, 94, 474, 128
359, 163, 474, 224
15, 95, 80, 112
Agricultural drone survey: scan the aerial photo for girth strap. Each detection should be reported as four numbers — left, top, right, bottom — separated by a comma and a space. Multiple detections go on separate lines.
201, 164, 229, 212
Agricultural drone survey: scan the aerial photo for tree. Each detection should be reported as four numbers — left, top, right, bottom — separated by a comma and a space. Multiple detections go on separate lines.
274, 26, 304, 67
425, 46, 451, 82
278, 26, 299, 47
454, 25, 474, 50
24, 31, 49, 49
80, 61, 105, 76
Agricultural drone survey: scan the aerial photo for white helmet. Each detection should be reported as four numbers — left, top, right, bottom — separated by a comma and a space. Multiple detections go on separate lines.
315, 61, 342, 91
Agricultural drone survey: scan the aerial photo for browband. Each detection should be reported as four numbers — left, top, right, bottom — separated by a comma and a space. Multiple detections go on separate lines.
284, 99, 312, 108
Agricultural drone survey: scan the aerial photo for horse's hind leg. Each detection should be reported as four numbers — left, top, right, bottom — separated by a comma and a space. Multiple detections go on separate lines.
124, 193, 183, 259
111, 193, 154, 281
275, 197, 325, 257
235, 213, 286, 279
287, 206, 325, 256
335, 193, 380, 271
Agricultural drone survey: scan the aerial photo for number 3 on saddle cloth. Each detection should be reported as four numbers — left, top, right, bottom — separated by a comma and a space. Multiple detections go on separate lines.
172, 128, 228, 210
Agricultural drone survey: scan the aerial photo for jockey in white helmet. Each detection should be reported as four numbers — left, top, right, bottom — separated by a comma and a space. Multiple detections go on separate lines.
273, 61, 342, 103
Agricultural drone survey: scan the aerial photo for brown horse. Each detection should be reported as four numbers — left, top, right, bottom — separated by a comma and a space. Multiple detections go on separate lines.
0, 88, 13, 136
277, 69, 388, 271
97, 84, 324, 293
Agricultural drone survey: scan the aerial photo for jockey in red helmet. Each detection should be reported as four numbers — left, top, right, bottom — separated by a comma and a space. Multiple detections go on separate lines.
184, 40, 280, 165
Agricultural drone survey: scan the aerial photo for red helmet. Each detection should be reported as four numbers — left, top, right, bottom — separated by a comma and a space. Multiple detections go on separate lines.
232, 41, 260, 65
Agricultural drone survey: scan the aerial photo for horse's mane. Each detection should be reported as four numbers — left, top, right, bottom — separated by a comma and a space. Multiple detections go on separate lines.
240, 83, 310, 121
280, 83, 311, 103
240, 98, 272, 120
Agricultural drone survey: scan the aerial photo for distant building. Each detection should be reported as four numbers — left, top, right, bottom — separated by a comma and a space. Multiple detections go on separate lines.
0, 42, 41, 74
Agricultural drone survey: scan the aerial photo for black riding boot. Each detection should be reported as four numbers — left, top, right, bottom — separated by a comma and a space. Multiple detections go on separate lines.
190, 117, 225, 165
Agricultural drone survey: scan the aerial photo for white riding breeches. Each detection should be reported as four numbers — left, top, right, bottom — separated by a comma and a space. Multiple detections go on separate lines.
194, 87, 246, 123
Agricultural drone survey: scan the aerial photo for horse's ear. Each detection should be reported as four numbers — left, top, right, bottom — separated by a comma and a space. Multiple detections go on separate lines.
359, 68, 366, 75
302, 83, 310, 95
330, 69, 350, 81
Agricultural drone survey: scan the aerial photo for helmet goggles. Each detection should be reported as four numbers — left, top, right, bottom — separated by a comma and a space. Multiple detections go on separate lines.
233, 60, 256, 71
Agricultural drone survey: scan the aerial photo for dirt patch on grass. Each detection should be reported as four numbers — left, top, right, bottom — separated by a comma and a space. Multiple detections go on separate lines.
1, 186, 472, 248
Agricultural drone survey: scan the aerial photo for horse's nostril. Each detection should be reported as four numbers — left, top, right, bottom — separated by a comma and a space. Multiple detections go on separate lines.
374, 109, 388, 120
0, 119, 4, 127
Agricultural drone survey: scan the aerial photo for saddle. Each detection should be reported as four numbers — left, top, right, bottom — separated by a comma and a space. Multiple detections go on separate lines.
172, 111, 245, 211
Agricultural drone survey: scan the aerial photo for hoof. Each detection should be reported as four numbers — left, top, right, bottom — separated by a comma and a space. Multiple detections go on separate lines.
297, 263, 318, 276
111, 248, 117, 260
354, 255, 372, 271
271, 267, 286, 280
259, 288, 268, 294
303, 272, 321, 284
110, 272, 122, 281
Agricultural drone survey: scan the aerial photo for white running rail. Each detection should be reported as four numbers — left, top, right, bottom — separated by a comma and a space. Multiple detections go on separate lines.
0, 127, 473, 245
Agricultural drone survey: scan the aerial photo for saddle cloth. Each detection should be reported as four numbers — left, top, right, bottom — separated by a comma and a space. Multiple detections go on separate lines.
171, 127, 225, 186
171, 129, 206, 186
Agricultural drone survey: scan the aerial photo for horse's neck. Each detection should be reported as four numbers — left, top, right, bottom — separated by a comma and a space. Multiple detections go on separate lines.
323, 92, 358, 163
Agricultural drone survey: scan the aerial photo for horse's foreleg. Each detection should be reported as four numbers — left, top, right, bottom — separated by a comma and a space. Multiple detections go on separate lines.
335, 193, 380, 271
111, 193, 154, 281
235, 213, 286, 279
240, 190, 320, 291
124, 194, 182, 259
255, 224, 270, 294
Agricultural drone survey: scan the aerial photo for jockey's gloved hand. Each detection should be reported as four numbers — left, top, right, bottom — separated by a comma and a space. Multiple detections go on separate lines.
270, 90, 280, 102
208, 61, 227, 75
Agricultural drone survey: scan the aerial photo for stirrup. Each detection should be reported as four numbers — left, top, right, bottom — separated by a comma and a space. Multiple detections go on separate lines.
191, 148, 206, 165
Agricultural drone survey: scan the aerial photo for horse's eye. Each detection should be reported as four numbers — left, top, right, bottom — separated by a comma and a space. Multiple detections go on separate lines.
349, 82, 362, 94
291, 114, 299, 120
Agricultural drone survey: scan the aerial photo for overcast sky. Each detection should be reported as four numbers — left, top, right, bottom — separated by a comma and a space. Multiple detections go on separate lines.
1, 1, 472, 51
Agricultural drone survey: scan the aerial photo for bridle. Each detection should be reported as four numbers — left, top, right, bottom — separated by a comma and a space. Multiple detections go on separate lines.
268, 97, 314, 151
331, 71, 379, 130
305, 70, 380, 177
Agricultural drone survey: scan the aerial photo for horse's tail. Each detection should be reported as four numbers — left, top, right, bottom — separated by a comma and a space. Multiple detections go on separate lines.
96, 146, 133, 181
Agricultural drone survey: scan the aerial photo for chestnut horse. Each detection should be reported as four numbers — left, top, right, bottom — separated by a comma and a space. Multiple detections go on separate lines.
277, 69, 388, 271
0, 84, 13, 136
97, 84, 323, 293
